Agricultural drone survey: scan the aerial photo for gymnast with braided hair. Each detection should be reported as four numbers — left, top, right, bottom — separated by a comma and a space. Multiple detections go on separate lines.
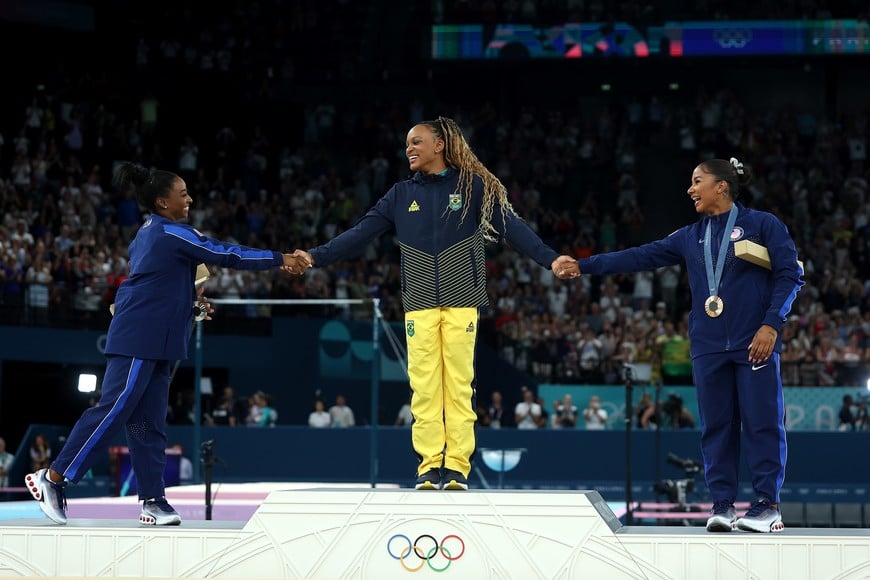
294, 116, 578, 490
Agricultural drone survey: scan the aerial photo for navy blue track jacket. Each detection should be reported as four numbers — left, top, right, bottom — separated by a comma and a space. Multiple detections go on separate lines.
309, 168, 559, 312
105, 214, 283, 360
579, 203, 804, 358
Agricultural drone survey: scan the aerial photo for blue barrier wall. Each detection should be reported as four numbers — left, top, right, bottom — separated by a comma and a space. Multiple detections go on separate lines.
6, 421, 866, 504
109, 426, 870, 503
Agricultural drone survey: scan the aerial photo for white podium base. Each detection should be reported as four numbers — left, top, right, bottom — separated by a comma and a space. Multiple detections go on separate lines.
1, 489, 868, 579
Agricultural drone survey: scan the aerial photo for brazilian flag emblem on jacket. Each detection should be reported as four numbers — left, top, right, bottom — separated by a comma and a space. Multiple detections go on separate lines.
448, 193, 462, 211
406, 320, 415, 337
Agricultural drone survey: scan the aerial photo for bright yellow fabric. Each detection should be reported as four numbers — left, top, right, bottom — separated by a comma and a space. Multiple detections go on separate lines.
405, 307, 478, 477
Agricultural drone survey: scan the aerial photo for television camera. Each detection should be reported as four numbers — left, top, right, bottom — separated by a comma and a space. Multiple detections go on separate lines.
653, 452, 703, 507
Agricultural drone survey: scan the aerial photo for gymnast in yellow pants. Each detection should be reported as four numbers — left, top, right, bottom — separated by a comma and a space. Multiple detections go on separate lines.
299, 116, 579, 489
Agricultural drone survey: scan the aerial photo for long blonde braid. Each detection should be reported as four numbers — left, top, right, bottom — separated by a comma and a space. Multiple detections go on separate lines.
424, 116, 518, 242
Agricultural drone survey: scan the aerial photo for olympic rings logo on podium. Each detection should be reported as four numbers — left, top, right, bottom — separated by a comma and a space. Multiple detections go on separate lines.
387, 533, 466, 572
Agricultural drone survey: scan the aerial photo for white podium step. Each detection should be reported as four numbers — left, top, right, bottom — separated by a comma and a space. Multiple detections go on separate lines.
1, 488, 869, 579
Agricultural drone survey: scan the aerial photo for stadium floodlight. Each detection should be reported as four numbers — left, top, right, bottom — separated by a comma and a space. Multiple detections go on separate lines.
78, 373, 97, 393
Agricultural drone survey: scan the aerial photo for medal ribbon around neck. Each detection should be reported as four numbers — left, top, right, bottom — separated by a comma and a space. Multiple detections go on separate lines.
703, 204, 738, 306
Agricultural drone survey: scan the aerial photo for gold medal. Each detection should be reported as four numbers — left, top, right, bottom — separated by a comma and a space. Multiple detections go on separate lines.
704, 295, 724, 318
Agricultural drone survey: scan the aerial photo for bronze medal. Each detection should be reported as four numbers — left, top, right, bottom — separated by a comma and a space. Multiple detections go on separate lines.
704, 295, 724, 318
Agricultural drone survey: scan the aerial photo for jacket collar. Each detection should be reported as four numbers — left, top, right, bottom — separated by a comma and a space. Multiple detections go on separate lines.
411, 166, 456, 184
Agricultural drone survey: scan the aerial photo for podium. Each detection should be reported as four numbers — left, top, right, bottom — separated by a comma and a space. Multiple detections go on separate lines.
2, 488, 869, 579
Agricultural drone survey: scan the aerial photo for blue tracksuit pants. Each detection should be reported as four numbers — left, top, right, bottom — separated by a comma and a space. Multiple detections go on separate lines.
693, 351, 787, 504
52, 355, 171, 499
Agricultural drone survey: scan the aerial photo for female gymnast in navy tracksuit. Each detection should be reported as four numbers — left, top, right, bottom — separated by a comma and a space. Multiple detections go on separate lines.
578, 158, 804, 533
25, 162, 303, 526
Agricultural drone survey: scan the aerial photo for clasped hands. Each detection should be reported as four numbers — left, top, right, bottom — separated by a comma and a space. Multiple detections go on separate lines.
282, 250, 314, 275
551, 255, 580, 280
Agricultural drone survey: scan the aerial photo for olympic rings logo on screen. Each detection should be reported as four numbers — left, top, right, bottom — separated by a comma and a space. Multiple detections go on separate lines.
387, 533, 466, 572
713, 29, 752, 48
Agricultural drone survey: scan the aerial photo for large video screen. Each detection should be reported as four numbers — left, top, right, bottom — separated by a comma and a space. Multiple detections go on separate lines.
432, 20, 870, 59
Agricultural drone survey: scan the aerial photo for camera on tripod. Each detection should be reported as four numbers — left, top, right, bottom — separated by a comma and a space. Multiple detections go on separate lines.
665, 451, 701, 475
200, 439, 215, 465
653, 452, 703, 506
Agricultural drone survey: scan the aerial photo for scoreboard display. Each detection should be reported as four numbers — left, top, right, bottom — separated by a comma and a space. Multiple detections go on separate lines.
432, 20, 870, 59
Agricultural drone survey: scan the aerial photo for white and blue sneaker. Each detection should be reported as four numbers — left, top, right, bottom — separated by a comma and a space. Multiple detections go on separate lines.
706, 500, 737, 532
25, 468, 68, 525
139, 497, 182, 526
736, 499, 784, 533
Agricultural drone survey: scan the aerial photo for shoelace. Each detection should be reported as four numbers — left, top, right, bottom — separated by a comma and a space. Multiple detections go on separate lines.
145, 497, 174, 512
744, 500, 773, 518
710, 500, 734, 515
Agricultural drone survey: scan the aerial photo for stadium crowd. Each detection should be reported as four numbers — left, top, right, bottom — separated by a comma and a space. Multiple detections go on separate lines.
0, 2, 867, 395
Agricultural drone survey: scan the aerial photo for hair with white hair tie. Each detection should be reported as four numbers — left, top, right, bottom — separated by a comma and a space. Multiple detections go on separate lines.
729, 157, 745, 175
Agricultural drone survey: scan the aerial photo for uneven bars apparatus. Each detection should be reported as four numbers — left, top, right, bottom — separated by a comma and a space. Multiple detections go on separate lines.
197, 297, 382, 487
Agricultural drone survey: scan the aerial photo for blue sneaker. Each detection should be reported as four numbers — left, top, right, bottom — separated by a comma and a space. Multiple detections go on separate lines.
139, 497, 182, 526
706, 500, 737, 532
736, 499, 784, 533
442, 468, 468, 491
25, 468, 68, 525
415, 469, 442, 490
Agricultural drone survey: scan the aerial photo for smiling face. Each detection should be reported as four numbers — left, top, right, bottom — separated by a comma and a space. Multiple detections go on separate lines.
157, 177, 192, 221
406, 124, 446, 174
687, 164, 731, 216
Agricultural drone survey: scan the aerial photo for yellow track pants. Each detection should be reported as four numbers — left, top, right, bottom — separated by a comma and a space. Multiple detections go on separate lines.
405, 307, 478, 477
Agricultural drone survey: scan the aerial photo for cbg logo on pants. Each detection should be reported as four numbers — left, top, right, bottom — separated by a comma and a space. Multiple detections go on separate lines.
387, 533, 466, 572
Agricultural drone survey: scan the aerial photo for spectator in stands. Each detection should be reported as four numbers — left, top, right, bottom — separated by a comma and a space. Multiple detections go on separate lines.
30, 434, 51, 471
328, 393, 355, 428
394, 396, 413, 427
657, 320, 693, 385
535, 394, 550, 428
308, 398, 332, 429
246, 391, 277, 427
515, 386, 542, 430
293, 116, 578, 492
838, 394, 857, 431
0, 437, 15, 490
578, 157, 804, 534
552, 393, 579, 429
25, 162, 303, 527
582, 395, 608, 430
635, 391, 654, 429
309, 399, 331, 428
483, 390, 507, 428
210, 389, 238, 427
